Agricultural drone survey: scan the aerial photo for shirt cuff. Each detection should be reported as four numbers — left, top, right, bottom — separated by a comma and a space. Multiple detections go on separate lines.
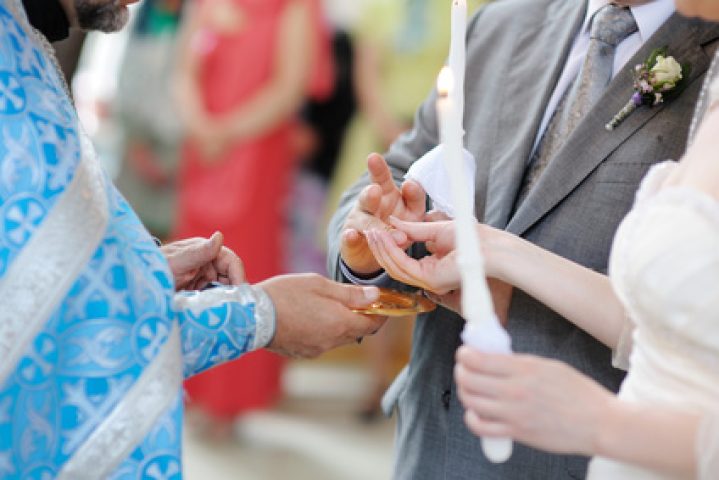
251, 285, 276, 350
339, 259, 392, 286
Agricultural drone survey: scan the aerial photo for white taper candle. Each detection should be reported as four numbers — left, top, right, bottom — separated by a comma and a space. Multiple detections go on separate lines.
449, 0, 467, 133
436, 67, 513, 464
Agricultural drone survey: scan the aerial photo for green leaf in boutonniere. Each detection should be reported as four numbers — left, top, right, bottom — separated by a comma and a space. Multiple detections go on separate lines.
606, 47, 691, 131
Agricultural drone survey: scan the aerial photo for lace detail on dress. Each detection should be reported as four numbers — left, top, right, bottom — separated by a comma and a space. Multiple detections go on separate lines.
697, 412, 719, 480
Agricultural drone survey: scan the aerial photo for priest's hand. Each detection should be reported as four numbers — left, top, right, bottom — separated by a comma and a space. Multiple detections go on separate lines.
259, 274, 386, 358
340, 153, 426, 276
454, 346, 613, 456
162, 232, 245, 291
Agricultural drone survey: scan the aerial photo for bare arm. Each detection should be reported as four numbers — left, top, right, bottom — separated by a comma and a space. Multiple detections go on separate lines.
489, 231, 626, 349
369, 218, 627, 349
215, 0, 312, 141
596, 398, 701, 476
173, 1, 213, 139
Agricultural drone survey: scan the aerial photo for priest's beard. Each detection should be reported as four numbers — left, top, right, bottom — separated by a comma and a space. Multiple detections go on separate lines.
74, 0, 130, 32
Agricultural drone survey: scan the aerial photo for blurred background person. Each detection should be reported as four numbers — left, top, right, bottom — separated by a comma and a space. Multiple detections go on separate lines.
325, 0, 485, 420
173, 0, 334, 436
285, 0, 362, 277
114, 0, 186, 240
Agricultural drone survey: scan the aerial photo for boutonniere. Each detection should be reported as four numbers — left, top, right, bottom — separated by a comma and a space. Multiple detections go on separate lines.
606, 48, 690, 131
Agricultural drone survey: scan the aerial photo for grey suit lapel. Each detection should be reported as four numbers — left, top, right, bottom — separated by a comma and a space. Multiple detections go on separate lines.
481, 0, 586, 229
507, 14, 719, 236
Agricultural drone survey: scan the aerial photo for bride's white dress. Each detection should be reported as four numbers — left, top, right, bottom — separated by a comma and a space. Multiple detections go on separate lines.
587, 161, 719, 479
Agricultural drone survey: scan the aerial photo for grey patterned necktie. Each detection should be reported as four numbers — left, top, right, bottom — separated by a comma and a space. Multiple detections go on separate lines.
514, 5, 638, 209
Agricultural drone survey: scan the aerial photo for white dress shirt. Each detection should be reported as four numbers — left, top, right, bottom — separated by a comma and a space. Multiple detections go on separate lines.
531, 0, 675, 155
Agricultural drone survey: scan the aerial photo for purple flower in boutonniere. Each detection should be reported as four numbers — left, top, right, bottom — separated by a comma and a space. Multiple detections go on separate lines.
606, 47, 690, 131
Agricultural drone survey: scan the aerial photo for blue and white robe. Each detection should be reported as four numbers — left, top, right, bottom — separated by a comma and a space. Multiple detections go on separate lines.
0, 2, 275, 478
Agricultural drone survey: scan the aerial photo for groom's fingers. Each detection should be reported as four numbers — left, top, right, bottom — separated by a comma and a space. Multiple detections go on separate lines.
401, 179, 427, 217
358, 183, 382, 216
367, 153, 398, 195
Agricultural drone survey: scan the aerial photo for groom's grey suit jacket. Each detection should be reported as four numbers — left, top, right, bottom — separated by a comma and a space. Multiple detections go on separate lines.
327, 1, 719, 478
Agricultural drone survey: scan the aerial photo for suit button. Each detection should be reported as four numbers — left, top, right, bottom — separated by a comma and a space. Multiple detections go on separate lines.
441, 389, 451, 410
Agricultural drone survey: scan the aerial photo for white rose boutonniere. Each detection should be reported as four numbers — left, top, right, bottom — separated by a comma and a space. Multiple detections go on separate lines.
606, 48, 690, 131
651, 55, 683, 88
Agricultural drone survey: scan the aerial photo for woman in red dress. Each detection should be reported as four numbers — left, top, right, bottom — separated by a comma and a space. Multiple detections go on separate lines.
174, 0, 333, 427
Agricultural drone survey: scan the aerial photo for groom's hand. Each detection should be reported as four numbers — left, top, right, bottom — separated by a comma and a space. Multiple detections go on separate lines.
259, 274, 386, 358
341, 153, 426, 275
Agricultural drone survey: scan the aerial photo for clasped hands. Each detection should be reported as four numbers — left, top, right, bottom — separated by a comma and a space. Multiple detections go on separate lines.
162, 232, 386, 359
340, 153, 614, 457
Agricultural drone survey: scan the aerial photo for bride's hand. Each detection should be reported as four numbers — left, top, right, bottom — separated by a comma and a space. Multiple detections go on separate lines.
454, 346, 613, 456
425, 289, 463, 314
364, 221, 460, 294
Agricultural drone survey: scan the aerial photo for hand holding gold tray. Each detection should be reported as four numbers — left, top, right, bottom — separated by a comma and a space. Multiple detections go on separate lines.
352, 288, 436, 317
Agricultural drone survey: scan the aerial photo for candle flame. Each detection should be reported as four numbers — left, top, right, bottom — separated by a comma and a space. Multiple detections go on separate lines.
437, 67, 454, 97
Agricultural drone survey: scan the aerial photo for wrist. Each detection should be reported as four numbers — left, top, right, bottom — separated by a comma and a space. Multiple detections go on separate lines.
593, 394, 623, 458
482, 227, 519, 281
340, 254, 383, 277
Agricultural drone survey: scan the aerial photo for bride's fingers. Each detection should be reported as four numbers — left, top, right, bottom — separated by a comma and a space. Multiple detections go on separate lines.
464, 409, 513, 439
455, 364, 509, 399
388, 216, 449, 243
366, 231, 414, 284
377, 230, 461, 295
368, 231, 425, 288
375, 231, 427, 285
424, 210, 451, 222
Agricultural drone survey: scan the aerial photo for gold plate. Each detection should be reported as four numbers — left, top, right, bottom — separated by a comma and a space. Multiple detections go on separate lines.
352, 288, 436, 317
